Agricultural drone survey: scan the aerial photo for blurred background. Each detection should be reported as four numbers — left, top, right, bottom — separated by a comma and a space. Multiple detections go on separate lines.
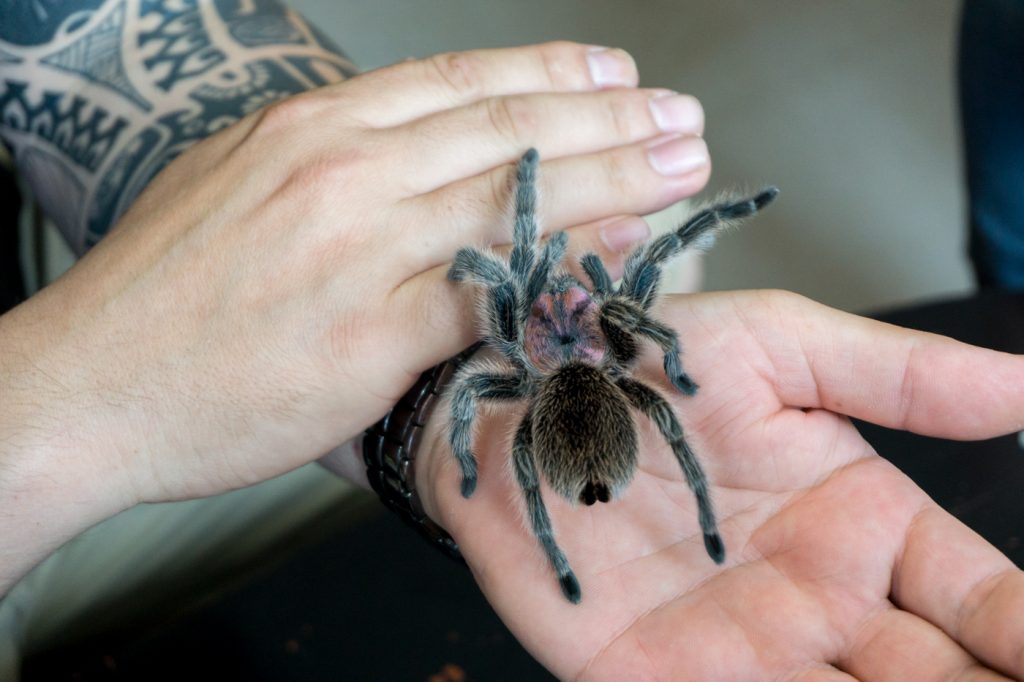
294, 0, 971, 313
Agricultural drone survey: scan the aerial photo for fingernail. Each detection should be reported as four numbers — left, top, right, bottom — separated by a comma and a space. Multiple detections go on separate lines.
586, 47, 636, 88
600, 216, 651, 253
647, 136, 709, 176
649, 93, 704, 133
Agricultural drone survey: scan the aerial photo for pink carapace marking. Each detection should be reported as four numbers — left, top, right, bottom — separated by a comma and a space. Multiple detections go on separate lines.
525, 286, 607, 370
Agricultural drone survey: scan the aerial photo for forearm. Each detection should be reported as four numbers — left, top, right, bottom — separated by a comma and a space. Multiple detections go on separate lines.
0, 3, 361, 593
0, 441, 123, 597
0, 295, 135, 595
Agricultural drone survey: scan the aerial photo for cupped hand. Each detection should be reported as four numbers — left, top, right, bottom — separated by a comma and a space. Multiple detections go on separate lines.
419, 290, 1024, 681
0, 42, 712, 509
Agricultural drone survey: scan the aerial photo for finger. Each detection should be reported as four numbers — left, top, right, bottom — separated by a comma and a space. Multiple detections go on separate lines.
839, 605, 1009, 681
387, 88, 703, 195
559, 216, 652, 285
333, 42, 638, 128
396, 135, 710, 272
390, 215, 651, 372
725, 290, 1024, 440
891, 504, 1024, 678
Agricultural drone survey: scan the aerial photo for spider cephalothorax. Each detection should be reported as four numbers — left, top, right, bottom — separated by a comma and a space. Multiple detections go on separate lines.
447, 148, 778, 603
525, 275, 607, 370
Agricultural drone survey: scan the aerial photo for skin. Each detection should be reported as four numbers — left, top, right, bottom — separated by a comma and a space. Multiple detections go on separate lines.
0, 41, 710, 593
3, 40, 1023, 680
417, 290, 1024, 681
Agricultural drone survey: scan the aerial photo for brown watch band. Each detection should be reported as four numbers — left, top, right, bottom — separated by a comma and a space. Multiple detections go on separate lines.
362, 343, 482, 563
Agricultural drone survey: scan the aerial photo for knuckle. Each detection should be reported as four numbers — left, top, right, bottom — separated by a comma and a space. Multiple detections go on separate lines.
485, 96, 536, 144
533, 40, 588, 89
487, 163, 515, 211
283, 146, 369, 206
250, 92, 323, 137
454, 169, 510, 229
428, 51, 486, 101
607, 92, 648, 140
449, 169, 509, 228
312, 154, 359, 190
600, 151, 641, 197
427, 169, 509, 241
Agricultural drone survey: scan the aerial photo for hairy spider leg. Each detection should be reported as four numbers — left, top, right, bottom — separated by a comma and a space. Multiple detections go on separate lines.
448, 368, 531, 497
512, 411, 581, 604
503, 149, 572, 317
447, 248, 528, 364
509, 148, 540, 311
620, 187, 780, 310
579, 252, 614, 296
601, 299, 698, 396
616, 377, 725, 564
637, 316, 699, 395
448, 149, 566, 365
598, 310, 640, 371
508, 149, 573, 321
525, 231, 568, 304
448, 248, 509, 286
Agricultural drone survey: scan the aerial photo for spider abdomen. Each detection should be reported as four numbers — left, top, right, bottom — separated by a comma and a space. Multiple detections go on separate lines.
532, 362, 637, 505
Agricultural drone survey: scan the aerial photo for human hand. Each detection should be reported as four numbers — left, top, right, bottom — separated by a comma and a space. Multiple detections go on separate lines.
0, 42, 713, 518
417, 290, 1024, 680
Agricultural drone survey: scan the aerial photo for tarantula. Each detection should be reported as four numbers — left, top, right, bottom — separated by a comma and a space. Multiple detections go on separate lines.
447, 148, 778, 603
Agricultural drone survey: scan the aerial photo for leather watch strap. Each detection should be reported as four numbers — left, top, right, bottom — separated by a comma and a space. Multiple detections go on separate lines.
362, 343, 482, 563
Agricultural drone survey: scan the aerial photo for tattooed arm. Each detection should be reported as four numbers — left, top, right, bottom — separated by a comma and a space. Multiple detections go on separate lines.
0, 0, 360, 597
0, 0, 356, 253
0, 15, 689, 603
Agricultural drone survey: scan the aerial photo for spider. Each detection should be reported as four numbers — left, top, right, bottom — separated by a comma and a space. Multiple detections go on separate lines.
446, 148, 778, 603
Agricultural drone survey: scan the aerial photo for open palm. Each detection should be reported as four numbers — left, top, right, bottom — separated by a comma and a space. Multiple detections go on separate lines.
420, 290, 1024, 681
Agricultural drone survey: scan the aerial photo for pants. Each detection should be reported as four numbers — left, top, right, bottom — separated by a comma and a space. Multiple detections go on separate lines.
961, 0, 1024, 289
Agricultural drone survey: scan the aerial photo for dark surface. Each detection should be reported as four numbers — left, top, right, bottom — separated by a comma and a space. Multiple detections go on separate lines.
853, 291, 1024, 565
0, 164, 25, 312
22, 291, 1024, 681
22, 497, 555, 682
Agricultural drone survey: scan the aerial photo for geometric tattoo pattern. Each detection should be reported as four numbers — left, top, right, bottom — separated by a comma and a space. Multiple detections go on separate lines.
139, 0, 226, 92
0, 0, 358, 254
41, 1, 152, 111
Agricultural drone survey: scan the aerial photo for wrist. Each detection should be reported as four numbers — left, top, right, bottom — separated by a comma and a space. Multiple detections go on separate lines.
363, 345, 482, 561
0, 305, 136, 594
0, 438, 134, 593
